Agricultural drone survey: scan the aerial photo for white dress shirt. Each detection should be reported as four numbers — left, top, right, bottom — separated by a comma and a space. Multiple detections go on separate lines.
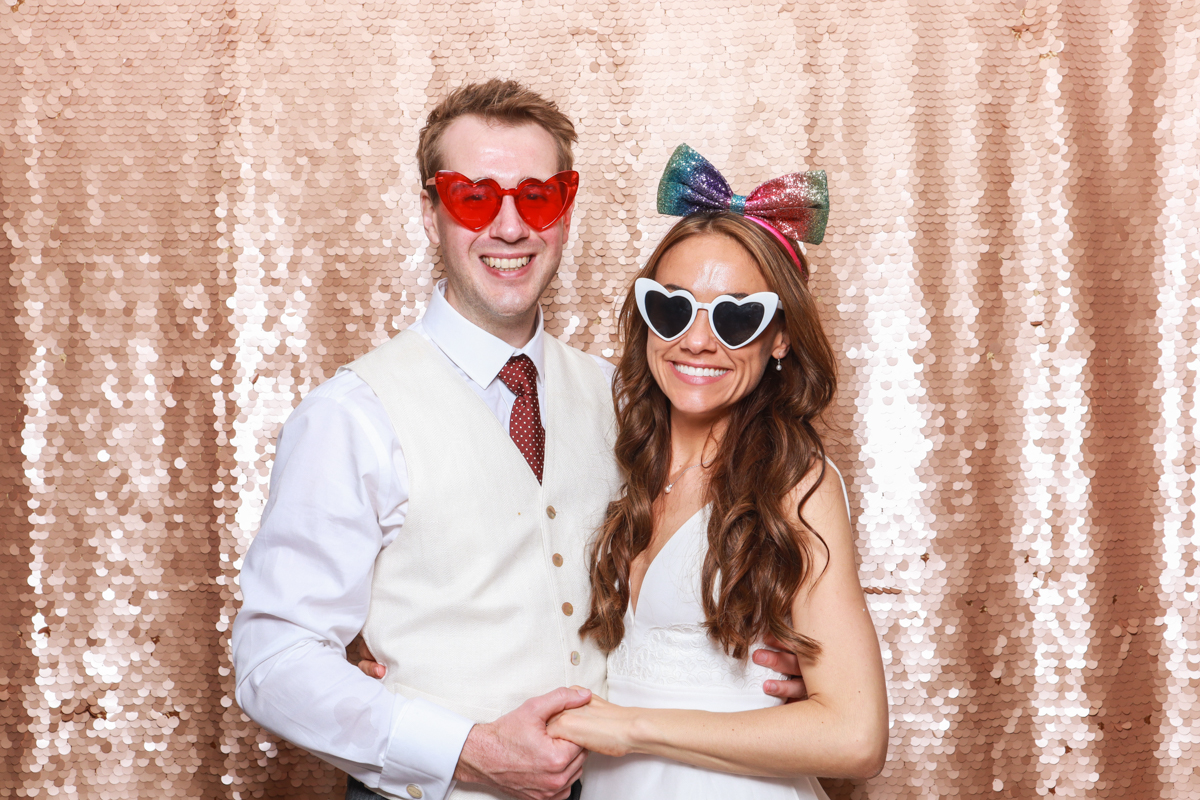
232, 280, 614, 800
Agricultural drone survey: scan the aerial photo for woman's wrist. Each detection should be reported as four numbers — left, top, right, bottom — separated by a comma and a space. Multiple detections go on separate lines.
625, 707, 661, 756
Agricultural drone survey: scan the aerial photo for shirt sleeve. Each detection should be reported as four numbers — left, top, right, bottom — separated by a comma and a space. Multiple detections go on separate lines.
231, 372, 475, 800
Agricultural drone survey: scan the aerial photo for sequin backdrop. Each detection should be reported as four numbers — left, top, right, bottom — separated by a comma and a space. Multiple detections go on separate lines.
2, 1, 1198, 798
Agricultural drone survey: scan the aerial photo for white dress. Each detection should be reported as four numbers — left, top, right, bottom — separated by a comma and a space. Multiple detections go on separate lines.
582, 506, 830, 800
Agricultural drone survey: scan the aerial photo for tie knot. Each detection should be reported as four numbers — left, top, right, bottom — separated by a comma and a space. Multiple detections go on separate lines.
498, 354, 538, 398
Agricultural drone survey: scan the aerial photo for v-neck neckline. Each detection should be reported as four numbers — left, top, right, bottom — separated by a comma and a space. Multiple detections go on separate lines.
629, 504, 707, 617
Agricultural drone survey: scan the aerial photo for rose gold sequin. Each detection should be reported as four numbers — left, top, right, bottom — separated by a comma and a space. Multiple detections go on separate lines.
2, 2, 1198, 799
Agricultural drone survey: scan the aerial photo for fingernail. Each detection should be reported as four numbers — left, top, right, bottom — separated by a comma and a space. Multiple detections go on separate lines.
576, 689, 590, 699
753, 652, 766, 664
764, 681, 776, 693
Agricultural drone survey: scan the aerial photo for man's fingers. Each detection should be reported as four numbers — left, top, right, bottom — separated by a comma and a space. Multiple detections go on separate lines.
346, 633, 364, 662
764, 677, 809, 702
549, 777, 580, 800
753, 645, 803, 678
547, 753, 587, 800
348, 633, 385, 679
527, 686, 592, 722
756, 643, 808, 702
346, 633, 380, 670
356, 660, 385, 679
561, 748, 587, 780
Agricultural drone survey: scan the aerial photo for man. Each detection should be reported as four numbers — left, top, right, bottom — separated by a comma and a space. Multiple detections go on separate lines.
232, 80, 805, 800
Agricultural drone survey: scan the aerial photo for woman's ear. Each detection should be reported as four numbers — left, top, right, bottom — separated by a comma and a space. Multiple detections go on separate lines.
771, 325, 790, 361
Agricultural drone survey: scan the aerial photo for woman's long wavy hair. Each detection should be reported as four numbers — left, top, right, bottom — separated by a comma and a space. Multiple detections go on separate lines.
579, 212, 838, 662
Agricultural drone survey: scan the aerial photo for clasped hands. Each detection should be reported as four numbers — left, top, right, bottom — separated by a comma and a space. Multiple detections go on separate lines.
345, 636, 806, 800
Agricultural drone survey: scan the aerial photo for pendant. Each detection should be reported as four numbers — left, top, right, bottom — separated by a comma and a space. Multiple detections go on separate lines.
664, 483, 674, 493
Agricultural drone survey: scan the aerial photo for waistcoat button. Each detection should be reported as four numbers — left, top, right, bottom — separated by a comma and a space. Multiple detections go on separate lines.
552, 553, 563, 567
406, 785, 423, 799
562, 602, 573, 616
570, 651, 580, 666
546, 505, 557, 519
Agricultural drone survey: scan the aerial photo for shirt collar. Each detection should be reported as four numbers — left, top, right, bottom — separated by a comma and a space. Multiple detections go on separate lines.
421, 279, 546, 389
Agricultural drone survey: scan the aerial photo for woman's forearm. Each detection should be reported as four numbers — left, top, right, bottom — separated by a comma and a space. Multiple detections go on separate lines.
627, 696, 888, 780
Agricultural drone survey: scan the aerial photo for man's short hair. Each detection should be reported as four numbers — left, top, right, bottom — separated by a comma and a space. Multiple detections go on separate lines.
417, 79, 578, 196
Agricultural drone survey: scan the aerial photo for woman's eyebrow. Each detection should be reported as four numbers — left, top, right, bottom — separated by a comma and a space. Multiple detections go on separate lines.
661, 283, 751, 299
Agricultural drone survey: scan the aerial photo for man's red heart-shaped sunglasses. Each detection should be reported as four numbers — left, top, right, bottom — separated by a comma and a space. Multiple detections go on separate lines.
426, 170, 580, 232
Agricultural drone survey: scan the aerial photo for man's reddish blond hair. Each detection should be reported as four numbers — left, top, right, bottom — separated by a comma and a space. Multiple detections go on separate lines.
417, 79, 577, 195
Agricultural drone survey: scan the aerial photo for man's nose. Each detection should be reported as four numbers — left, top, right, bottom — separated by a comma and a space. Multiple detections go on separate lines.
488, 194, 529, 242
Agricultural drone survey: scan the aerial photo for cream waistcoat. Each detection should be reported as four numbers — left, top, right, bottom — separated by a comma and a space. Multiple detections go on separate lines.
346, 330, 619, 800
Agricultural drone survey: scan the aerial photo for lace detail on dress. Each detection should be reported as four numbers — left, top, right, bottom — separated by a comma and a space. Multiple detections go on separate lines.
607, 623, 783, 691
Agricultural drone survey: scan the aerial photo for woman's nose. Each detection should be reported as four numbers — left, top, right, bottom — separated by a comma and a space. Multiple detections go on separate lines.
679, 309, 718, 352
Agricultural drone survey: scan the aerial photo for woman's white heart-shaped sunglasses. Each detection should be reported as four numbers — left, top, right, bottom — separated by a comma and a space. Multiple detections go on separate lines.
634, 278, 781, 350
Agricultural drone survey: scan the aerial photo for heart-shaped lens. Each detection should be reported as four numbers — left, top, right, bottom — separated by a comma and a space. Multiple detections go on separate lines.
516, 177, 569, 230
711, 300, 766, 347
440, 176, 501, 230
644, 290, 694, 340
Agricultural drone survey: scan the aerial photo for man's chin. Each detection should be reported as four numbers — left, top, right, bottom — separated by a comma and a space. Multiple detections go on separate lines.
446, 280, 544, 331
444, 257, 560, 331
485, 292, 547, 323
478, 269, 555, 309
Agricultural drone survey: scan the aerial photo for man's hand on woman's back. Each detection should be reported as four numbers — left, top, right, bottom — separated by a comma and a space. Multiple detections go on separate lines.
754, 635, 809, 703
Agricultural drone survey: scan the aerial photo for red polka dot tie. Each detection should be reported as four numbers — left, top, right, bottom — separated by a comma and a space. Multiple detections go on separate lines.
497, 355, 545, 484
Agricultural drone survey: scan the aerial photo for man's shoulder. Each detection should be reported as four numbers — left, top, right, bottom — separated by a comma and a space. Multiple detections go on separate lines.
343, 329, 441, 386
307, 368, 372, 404
287, 369, 382, 426
271, 368, 395, 460
546, 337, 617, 385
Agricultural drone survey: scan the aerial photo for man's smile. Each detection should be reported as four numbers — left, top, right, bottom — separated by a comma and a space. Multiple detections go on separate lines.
481, 254, 533, 271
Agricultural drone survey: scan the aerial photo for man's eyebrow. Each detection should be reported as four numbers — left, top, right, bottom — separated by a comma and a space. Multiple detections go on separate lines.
468, 175, 549, 185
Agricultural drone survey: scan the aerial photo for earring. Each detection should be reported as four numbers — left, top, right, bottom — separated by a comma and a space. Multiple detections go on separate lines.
775, 357, 783, 371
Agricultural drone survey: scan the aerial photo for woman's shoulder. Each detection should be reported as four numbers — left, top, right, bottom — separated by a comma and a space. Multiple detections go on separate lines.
785, 457, 849, 512
782, 458, 853, 569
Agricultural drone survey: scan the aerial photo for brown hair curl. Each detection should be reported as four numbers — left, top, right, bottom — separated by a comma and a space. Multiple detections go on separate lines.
417, 79, 577, 195
579, 212, 837, 662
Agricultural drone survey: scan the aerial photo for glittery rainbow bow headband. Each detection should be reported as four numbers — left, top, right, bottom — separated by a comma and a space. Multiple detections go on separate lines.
656, 144, 829, 269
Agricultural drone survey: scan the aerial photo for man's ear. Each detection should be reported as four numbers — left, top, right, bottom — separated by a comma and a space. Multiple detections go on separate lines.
420, 189, 441, 246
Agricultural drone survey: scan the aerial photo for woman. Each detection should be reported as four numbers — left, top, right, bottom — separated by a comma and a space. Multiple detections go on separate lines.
547, 151, 888, 798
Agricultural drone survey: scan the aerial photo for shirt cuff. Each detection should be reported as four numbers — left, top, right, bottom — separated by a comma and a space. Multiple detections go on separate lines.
377, 697, 475, 800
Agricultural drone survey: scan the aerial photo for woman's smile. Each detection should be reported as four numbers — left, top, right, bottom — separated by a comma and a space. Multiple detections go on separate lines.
670, 361, 731, 382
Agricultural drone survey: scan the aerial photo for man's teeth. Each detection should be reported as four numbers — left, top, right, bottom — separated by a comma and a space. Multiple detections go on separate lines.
674, 363, 729, 378
482, 255, 532, 271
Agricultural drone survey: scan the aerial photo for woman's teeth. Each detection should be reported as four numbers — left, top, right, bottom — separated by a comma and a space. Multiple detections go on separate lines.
482, 255, 531, 271
674, 363, 729, 378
